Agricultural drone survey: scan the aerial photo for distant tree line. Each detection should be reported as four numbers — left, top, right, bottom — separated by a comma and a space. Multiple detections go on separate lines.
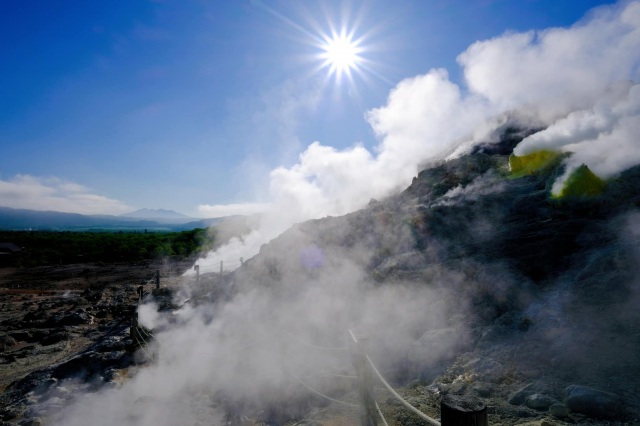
0, 229, 215, 267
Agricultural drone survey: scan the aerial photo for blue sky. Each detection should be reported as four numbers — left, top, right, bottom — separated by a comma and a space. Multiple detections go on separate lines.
0, 0, 619, 217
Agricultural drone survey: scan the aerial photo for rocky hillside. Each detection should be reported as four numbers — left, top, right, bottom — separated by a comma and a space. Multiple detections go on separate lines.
2, 129, 639, 426
232, 128, 640, 424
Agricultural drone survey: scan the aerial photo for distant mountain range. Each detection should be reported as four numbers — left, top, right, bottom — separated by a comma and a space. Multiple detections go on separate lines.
0, 206, 226, 231
120, 208, 190, 219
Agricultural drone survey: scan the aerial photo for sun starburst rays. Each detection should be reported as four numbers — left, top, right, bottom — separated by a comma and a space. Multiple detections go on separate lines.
320, 33, 363, 79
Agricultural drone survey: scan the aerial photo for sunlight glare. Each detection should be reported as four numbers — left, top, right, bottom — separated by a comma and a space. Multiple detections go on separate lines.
320, 33, 362, 79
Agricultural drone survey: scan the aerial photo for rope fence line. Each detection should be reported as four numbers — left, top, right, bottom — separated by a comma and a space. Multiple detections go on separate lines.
289, 357, 358, 379
374, 400, 389, 426
285, 366, 361, 409
131, 270, 160, 353
126, 313, 463, 426
128, 269, 467, 425
135, 327, 150, 346
133, 330, 152, 358
283, 330, 349, 352
193, 258, 246, 277
137, 326, 153, 339
365, 354, 441, 426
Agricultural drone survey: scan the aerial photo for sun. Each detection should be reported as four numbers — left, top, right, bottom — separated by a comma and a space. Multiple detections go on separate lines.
320, 32, 362, 80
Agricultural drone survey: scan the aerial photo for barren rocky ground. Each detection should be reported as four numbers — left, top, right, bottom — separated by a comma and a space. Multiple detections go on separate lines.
0, 260, 193, 425
2, 137, 640, 426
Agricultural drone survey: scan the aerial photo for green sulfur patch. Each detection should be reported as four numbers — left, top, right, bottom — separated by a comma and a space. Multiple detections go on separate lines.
509, 150, 562, 177
554, 164, 606, 199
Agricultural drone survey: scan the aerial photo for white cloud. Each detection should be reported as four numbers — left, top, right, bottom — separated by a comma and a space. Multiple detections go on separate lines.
196, 0, 640, 272
515, 82, 640, 193
459, 1, 640, 120
0, 174, 131, 215
196, 202, 269, 217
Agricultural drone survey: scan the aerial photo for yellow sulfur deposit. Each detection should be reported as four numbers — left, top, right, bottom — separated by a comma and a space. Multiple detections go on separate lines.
509, 150, 562, 177
554, 164, 606, 198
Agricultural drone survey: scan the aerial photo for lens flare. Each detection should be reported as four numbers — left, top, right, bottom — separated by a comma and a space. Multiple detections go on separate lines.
320, 32, 362, 80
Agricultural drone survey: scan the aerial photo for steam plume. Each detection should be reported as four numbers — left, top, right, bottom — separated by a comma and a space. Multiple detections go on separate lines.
51, 2, 640, 425
196, 0, 640, 270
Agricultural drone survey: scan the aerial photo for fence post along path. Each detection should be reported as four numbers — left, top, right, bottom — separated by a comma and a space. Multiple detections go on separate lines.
349, 330, 378, 426
440, 394, 488, 426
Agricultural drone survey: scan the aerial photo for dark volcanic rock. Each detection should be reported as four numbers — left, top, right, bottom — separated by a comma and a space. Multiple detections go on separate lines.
525, 393, 557, 410
40, 331, 68, 346
564, 384, 623, 418
0, 334, 18, 351
549, 403, 570, 418
470, 126, 544, 156
54, 312, 89, 327
52, 350, 132, 380
93, 335, 127, 353
509, 383, 536, 405
5, 369, 56, 399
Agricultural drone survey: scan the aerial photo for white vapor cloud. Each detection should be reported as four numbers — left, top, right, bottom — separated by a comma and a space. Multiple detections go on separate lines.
459, 1, 640, 120
515, 82, 640, 193
198, 1, 640, 270
0, 174, 131, 215
46, 2, 640, 425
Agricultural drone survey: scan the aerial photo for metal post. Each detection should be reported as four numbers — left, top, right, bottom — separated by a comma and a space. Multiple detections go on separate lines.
220, 261, 223, 276
441, 395, 487, 426
349, 330, 377, 426
155, 270, 160, 289
240, 257, 244, 265
194, 264, 200, 285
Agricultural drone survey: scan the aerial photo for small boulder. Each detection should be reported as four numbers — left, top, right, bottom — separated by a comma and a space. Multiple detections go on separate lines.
472, 383, 492, 398
0, 334, 18, 351
41, 331, 68, 346
56, 312, 89, 326
564, 385, 622, 418
549, 403, 570, 418
526, 393, 556, 410
9, 331, 31, 342
509, 383, 535, 405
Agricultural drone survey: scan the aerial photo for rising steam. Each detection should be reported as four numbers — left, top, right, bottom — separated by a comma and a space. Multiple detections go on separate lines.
54, 1, 640, 425
195, 0, 640, 270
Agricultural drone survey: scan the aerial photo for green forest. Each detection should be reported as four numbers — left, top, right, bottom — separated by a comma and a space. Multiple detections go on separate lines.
0, 229, 215, 267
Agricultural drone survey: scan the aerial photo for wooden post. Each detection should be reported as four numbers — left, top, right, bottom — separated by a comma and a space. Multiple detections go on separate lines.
130, 311, 138, 339
349, 330, 377, 426
137, 285, 143, 301
441, 394, 487, 426
220, 261, 223, 276
155, 270, 160, 289
194, 264, 200, 285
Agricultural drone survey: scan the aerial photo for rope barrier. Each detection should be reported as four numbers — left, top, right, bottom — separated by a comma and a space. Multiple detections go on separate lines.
235, 334, 273, 352
290, 357, 358, 379
138, 326, 153, 339
374, 400, 390, 426
136, 327, 150, 346
283, 330, 348, 352
133, 330, 152, 359
285, 367, 360, 408
197, 266, 217, 274
192, 258, 246, 275
365, 354, 441, 426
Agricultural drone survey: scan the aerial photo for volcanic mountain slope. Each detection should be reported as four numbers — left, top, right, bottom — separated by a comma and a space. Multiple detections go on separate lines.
232, 129, 640, 423
4, 129, 639, 426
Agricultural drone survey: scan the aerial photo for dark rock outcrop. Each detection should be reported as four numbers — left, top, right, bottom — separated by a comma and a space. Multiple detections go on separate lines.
564, 384, 623, 418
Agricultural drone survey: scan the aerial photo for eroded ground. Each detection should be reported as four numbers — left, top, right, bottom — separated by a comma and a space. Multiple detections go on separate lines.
0, 260, 193, 424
